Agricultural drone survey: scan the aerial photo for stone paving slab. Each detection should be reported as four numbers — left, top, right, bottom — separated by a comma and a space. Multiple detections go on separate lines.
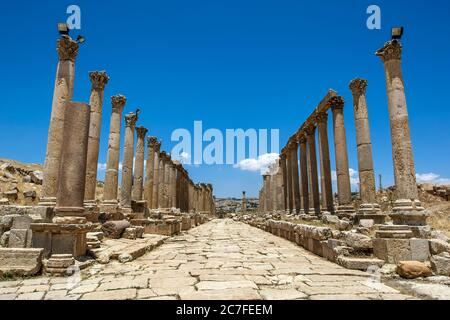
0, 219, 416, 300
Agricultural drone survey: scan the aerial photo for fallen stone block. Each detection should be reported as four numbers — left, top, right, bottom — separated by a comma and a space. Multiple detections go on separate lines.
8, 229, 30, 248
343, 231, 373, 250
101, 220, 131, 239
336, 256, 384, 271
0, 248, 43, 276
122, 227, 137, 240
396, 261, 432, 279
431, 253, 450, 276
429, 239, 450, 255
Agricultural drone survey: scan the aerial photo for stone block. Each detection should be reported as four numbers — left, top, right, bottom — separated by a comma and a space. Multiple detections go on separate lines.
410, 238, 430, 261
396, 261, 432, 279
122, 228, 137, 240
12, 216, 33, 229
0, 248, 43, 276
343, 232, 373, 250
8, 229, 29, 248
429, 239, 450, 255
336, 256, 384, 271
430, 253, 450, 276
373, 238, 412, 264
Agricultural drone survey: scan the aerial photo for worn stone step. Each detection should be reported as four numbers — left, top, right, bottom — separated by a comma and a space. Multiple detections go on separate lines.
336, 256, 385, 271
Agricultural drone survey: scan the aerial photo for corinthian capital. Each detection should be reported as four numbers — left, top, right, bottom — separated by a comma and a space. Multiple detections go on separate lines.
376, 40, 402, 62
89, 71, 110, 90
305, 125, 316, 136
327, 96, 345, 111
57, 35, 79, 62
125, 112, 138, 128
349, 78, 368, 96
147, 136, 158, 148
111, 95, 126, 114
136, 126, 148, 139
315, 111, 328, 124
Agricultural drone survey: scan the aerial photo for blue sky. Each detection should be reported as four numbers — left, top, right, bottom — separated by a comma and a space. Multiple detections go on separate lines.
0, 0, 449, 198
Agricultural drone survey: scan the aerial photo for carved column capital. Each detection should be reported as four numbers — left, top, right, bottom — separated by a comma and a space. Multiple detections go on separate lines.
111, 95, 126, 114
124, 112, 138, 128
147, 136, 158, 147
315, 111, 328, 124
305, 125, 316, 136
349, 78, 368, 96
89, 71, 110, 90
57, 35, 79, 62
136, 126, 148, 139
376, 40, 402, 62
327, 96, 345, 111
298, 134, 307, 144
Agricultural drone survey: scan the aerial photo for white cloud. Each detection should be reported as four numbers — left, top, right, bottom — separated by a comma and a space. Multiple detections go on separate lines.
97, 162, 123, 171
416, 172, 450, 185
234, 153, 279, 175
332, 168, 360, 187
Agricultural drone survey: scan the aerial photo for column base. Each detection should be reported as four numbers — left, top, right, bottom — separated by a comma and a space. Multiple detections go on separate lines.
390, 199, 428, 226
336, 204, 356, 219
43, 254, 76, 277
38, 197, 57, 207
355, 203, 385, 224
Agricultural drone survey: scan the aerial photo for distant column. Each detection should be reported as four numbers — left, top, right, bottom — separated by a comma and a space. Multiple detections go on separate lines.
171, 163, 177, 209
84, 71, 109, 205
242, 191, 247, 213
151, 141, 161, 209
290, 143, 301, 214
132, 126, 148, 201
316, 112, 334, 213
120, 111, 138, 209
286, 150, 294, 213
280, 154, 288, 212
330, 96, 355, 216
306, 125, 321, 215
299, 135, 309, 214
263, 175, 271, 212
376, 40, 426, 225
103, 95, 126, 204
144, 137, 157, 206
41, 36, 79, 206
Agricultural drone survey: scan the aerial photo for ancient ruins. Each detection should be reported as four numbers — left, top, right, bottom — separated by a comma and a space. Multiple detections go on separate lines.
0, 30, 449, 301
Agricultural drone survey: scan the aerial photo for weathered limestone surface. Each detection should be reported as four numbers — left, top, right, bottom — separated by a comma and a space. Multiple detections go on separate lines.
298, 137, 309, 214
306, 126, 320, 215
144, 137, 157, 207
120, 112, 139, 209
132, 126, 148, 201
316, 112, 334, 213
290, 143, 301, 213
84, 71, 109, 203
0, 220, 412, 300
103, 96, 126, 204
41, 36, 79, 206
151, 141, 161, 209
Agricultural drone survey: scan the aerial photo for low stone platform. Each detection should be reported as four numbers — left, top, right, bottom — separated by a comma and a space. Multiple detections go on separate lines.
88, 234, 167, 264
0, 248, 44, 277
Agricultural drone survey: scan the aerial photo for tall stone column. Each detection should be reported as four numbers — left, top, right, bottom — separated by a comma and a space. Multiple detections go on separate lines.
41, 36, 79, 206
280, 154, 288, 212
151, 141, 161, 209
158, 152, 167, 208
144, 137, 157, 206
376, 40, 426, 226
84, 71, 109, 205
299, 136, 309, 214
171, 163, 177, 209
242, 191, 247, 213
330, 96, 355, 216
271, 173, 277, 212
162, 155, 172, 208
103, 95, 126, 204
286, 150, 294, 213
290, 143, 301, 214
277, 170, 285, 211
263, 175, 271, 212
120, 111, 138, 209
350, 79, 383, 220
53, 101, 91, 257
316, 112, 334, 213
306, 125, 321, 215
132, 126, 148, 201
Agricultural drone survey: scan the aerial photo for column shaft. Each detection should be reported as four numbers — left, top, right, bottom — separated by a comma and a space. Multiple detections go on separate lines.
120, 112, 138, 208
299, 137, 309, 214
132, 126, 147, 201
306, 126, 321, 215
316, 112, 334, 213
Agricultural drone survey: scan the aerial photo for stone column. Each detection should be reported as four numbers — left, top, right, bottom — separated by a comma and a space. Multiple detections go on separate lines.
41, 36, 79, 206
316, 112, 334, 213
151, 141, 161, 209
276, 170, 285, 211
350, 78, 383, 220
132, 126, 148, 201
280, 154, 288, 212
299, 136, 309, 214
286, 150, 294, 213
171, 163, 177, 209
290, 143, 301, 214
84, 71, 109, 205
53, 102, 91, 256
263, 175, 271, 212
376, 40, 426, 225
120, 112, 139, 209
306, 125, 321, 215
103, 95, 126, 204
271, 173, 278, 212
144, 137, 157, 206
163, 155, 172, 208
330, 96, 355, 216
242, 191, 247, 213
158, 152, 167, 208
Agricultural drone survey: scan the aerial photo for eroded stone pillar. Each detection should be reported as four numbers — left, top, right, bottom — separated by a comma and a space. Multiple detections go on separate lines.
84, 71, 109, 204
132, 126, 148, 201
299, 136, 309, 214
286, 150, 294, 213
376, 40, 426, 226
330, 96, 355, 216
171, 163, 177, 209
151, 141, 161, 209
41, 36, 79, 206
144, 137, 157, 206
263, 175, 271, 212
290, 143, 301, 214
103, 95, 126, 204
316, 112, 334, 213
158, 152, 167, 208
120, 112, 139, 209
280, 154, 288, 212
350, 78, 383, 220
306, 125, 321, 215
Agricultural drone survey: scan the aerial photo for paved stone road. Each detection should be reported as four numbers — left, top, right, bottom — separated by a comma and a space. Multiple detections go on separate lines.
0, 219, 416, 300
